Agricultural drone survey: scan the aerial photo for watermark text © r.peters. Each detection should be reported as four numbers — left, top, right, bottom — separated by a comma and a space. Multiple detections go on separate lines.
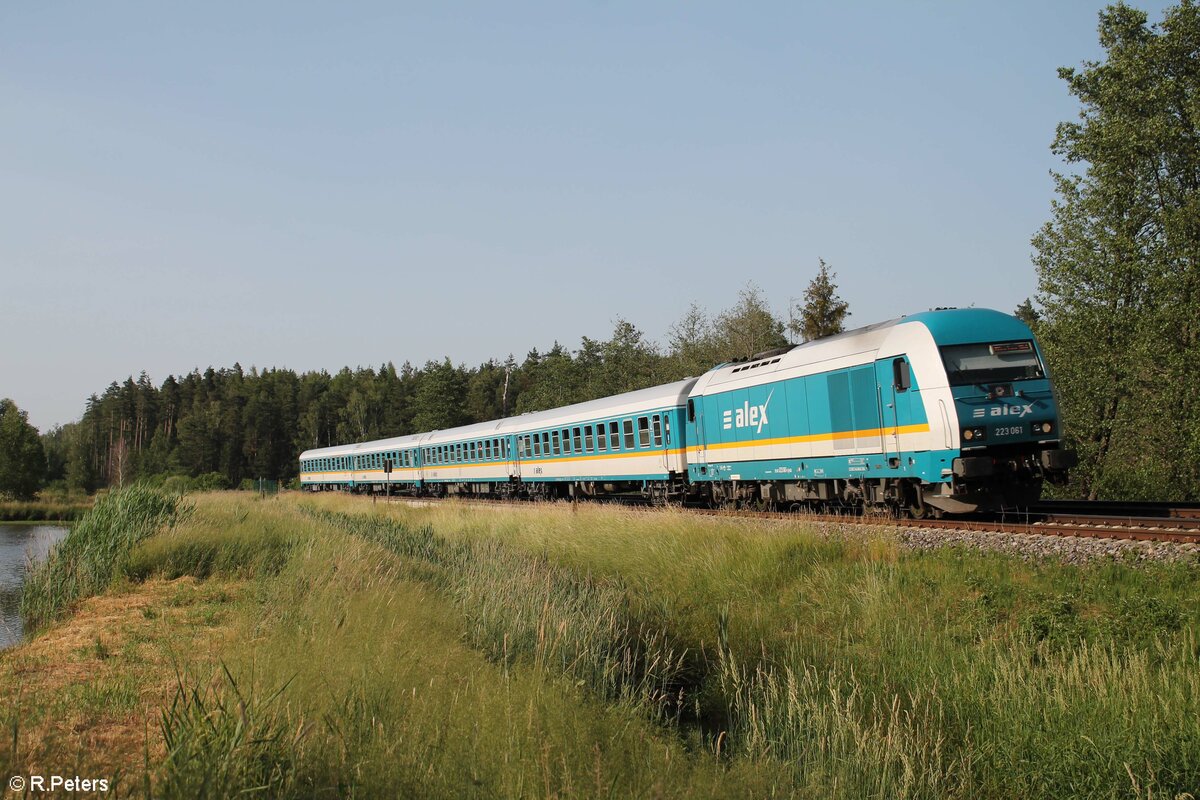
9, 774, 110, 792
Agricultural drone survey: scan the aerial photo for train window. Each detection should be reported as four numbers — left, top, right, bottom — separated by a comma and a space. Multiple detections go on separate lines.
542, 431, 550, 455
572, 427, 582, 452
609, 421, 620, 450
940, 341, 1043, 386
533, 435, 541, 457
561, 428, 571, 454
624, 419, 636, 450
652, 416, 663, 447
687, 399, 695, 422
584, 425, 594, 451
893, 358, 911, 392
551, 430, 561, 455
664, 416, 671, 445
483, 441, 490, 460
518, 438, 526, 457
598, 424, 608, 451
638, 417, 651, 448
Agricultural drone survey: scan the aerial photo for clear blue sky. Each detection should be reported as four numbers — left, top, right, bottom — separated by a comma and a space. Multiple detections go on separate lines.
0, 1, 1172, 431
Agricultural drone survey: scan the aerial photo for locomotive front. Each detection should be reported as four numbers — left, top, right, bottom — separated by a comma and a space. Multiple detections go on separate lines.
920, 311, 1076, 512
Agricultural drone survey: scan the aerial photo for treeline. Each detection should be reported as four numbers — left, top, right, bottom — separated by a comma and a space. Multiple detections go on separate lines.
32, 279, 847, 494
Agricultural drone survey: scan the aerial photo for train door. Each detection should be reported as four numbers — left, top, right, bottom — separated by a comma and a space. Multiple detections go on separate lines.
875, 356, 912, 468
652, 413, 668, 472
686, 397, 707, 475
510, 434, 522, 480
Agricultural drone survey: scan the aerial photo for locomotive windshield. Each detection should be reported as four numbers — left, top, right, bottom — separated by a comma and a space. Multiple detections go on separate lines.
939, 340, 1044, 386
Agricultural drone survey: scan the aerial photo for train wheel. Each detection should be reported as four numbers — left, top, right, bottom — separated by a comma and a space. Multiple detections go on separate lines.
907, 504, 942, 520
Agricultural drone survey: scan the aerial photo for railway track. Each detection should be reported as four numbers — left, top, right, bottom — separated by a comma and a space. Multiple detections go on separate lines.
367, 492, 1200, 546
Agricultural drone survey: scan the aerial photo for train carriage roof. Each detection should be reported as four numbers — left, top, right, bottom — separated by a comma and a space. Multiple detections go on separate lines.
498, 378, 698, 434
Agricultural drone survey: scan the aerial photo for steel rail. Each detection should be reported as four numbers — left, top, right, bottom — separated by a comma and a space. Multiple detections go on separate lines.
362, 492, 1200, 546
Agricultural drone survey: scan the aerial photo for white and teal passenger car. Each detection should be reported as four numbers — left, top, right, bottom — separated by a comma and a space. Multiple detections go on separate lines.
300, 308, 1076, 515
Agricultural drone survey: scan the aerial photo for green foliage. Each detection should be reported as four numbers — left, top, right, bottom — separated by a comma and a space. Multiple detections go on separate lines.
1033, 1, 1200, 500
1013, 297, 1040, 328
19, 484, 184, 631
158, 666, 300, 798
714, 283, 789, 360
791, 259, 850, 342
0, 500, 90, 522
0, 399, 46, 500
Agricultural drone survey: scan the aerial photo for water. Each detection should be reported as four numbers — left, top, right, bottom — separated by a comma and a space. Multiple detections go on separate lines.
0, 524, 68, 649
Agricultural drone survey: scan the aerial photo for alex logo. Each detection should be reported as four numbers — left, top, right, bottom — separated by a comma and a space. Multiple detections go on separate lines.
723, 390, 773, 433
972, 403, 1034, 419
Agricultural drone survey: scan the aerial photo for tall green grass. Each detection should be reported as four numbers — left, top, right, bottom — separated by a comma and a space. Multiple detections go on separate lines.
158, 666, 301, 799
19, 484, 185, 631
305, 498, 1200, 799
309, 510, 693, 724
13, 492, 1199, 798
150, 499, 768, 798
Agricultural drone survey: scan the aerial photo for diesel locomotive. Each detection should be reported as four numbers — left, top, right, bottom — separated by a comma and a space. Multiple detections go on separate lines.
300, 308, 1076, 516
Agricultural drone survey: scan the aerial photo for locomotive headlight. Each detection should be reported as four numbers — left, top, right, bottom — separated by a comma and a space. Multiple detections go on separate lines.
963, 429, 974, 441
962, 427, 986, 442
1037, 421, 1054, 435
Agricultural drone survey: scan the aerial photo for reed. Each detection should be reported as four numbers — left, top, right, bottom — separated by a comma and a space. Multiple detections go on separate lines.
19, 484, 184, 631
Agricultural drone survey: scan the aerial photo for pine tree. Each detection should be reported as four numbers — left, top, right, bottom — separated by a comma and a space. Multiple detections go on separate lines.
792, 260, 850, 342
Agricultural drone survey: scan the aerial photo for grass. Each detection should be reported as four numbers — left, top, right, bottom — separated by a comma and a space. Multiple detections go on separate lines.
3, 489, 1198, 798
0, 499, 92, 522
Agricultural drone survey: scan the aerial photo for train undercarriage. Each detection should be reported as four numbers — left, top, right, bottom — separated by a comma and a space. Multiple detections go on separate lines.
306, 446, 1076, 517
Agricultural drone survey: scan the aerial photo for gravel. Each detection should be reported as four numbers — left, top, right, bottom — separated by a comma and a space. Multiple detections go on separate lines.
893, 525, 1200, 566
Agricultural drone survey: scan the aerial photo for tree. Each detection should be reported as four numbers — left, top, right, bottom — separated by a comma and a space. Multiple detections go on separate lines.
0, 399, 46, 500
1014, 298, 1041, 328
665, 303, 720, 379
1032, 1, 1200, 500
791, 259, 850, 342
595, 319, 662, 396
412, 358, 469, 431
713, 283, 789, 361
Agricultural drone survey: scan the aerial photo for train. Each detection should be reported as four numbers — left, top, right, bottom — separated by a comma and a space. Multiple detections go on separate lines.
299, 308, 1077, 516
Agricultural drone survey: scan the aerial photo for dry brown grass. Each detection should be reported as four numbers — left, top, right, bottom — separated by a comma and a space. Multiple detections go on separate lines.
1, 576, 243, 785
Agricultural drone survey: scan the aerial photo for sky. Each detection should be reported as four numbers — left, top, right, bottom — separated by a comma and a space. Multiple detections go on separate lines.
0, 1, 1175, 431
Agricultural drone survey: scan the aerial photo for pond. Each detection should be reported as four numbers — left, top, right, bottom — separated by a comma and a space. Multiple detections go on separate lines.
0, 523, 68, 649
